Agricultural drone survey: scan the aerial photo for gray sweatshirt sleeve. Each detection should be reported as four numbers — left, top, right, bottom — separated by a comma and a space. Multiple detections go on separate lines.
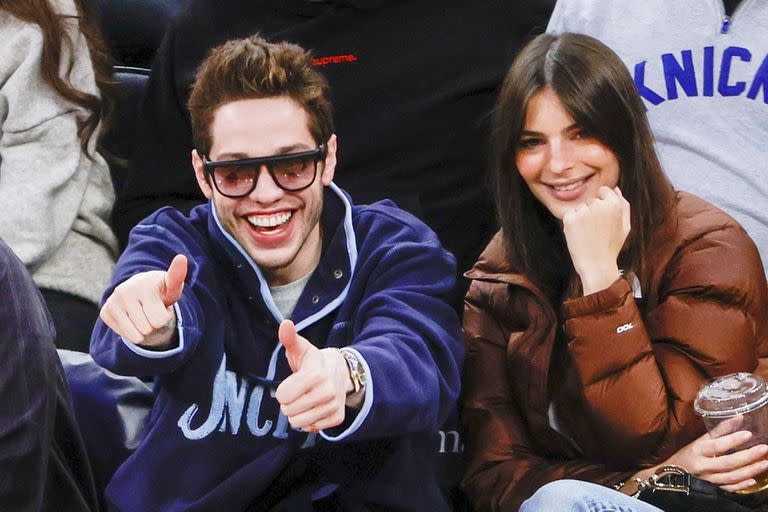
0, 6, 112, 272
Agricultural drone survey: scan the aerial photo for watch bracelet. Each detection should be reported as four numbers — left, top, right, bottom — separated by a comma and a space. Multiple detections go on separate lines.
331, 347, 366, 394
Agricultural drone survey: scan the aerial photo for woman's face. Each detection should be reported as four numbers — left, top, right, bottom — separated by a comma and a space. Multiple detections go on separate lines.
515, 87, 620, 220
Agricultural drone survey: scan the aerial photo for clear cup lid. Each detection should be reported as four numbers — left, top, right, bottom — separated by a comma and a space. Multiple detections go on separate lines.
694, 373, 768, 418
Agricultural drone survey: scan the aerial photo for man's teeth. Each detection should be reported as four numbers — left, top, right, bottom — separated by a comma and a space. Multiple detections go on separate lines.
553, 181, 583, 192
248, 211, 292, 228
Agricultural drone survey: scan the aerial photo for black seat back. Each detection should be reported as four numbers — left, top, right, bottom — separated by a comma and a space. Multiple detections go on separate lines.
95, 0, 183, 67
102, 66, 150, 196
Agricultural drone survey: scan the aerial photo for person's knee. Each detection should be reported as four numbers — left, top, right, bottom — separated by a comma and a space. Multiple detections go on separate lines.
520, 480, 594, 511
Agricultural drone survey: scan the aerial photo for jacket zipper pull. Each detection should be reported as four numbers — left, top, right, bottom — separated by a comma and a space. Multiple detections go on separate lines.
721, 15, 731, 34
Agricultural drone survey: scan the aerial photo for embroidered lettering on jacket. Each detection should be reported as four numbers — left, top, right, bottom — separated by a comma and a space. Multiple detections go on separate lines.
177, 354, 316, 446
633, 46, 768, 106
616, 322, 634, 334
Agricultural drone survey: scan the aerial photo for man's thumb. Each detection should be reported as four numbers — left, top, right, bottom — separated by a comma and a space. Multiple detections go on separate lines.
279, 319, 313, 372
161, 254, 188, 307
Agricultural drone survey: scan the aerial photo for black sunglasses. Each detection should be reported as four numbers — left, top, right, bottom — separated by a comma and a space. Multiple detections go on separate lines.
202, 145, 326, 198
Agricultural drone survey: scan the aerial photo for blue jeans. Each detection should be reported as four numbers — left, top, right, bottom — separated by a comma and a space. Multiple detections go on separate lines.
520, 480, 665, 512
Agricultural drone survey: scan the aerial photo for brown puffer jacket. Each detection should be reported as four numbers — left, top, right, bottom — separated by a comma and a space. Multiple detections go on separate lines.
461, 192, 768, 512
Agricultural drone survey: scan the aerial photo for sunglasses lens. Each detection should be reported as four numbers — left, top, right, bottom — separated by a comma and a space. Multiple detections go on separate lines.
213, 166, 256, 197
272, 157, 314, 190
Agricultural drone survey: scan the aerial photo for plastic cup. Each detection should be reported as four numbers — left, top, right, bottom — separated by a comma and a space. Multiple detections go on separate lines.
694, 372, 768, 494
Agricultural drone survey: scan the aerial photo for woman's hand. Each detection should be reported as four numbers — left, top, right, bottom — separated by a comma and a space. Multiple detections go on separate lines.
562, 186, 630, 295
664, 427, 768, 493
622, 416, 768, 495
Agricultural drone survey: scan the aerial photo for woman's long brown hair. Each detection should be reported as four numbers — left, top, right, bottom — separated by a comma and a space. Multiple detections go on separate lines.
491, 33, 676, 300
2, 0, 112, 157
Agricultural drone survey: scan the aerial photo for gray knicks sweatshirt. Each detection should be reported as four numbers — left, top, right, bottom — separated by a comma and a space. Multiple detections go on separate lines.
0, 0, 117, 304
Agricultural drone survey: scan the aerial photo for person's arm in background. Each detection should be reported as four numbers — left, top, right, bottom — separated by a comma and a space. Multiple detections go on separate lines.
0, 13, 113, 269
111, 19, 205, 248
0, 240, 65, 510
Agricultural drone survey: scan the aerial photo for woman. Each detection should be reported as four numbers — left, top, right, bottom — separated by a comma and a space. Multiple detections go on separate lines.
0, 0, 117, 351
461, 32, 768, 511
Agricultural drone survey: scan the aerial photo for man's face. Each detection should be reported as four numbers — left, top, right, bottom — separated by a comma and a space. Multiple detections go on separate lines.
192, 97, 337, 286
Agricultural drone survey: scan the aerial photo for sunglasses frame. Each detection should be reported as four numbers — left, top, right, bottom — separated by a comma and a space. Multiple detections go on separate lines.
201, 144, 327, 198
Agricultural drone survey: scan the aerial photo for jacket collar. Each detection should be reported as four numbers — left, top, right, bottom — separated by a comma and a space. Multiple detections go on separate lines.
207, 182, 357, 332
464, 231, 545, 295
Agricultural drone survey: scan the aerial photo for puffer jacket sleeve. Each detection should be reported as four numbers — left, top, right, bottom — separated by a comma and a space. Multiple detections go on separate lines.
563, 221, 768, 462
461, 281, 632, 512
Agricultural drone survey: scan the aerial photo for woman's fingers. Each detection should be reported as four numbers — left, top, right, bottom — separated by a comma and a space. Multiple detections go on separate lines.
701, 430, 753, 457
719, 444, 768, 473
721, 480, 756, 493
704, 451, 768, 484
709, 414, 746, 439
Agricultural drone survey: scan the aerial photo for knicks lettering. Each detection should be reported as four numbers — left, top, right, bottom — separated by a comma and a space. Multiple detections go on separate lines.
633, 46, 768, 106
177, 354, 316, 447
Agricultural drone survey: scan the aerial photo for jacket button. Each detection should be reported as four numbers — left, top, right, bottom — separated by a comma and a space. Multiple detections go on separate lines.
333, 269, 343, 279
311, 295, 320, 304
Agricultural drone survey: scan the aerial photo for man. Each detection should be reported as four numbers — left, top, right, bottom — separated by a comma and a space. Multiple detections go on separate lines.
111, 0, 556, 290
91, 34, 463, 511
547, 0, 768, 274
0, 237, 99, 511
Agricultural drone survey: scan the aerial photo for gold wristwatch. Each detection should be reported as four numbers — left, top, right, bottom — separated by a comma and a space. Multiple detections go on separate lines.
340, 349, 366, 394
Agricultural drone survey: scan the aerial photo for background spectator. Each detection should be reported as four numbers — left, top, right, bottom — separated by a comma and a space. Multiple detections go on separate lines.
0, 237, 99, 511
0, 0, 118, 351
548, 0, 768, 274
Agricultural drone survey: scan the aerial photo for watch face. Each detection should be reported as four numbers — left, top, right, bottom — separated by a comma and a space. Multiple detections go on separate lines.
342, 350, 366, 392
354, 359, 366, 385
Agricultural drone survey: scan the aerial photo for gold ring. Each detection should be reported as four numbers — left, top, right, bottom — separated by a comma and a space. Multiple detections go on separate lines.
309, 424, 318, 433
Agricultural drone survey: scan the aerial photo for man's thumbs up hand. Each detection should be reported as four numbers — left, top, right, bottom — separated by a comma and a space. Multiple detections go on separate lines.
160, 254, 188, 307
100, 255, 188, 349
275, 320, 355, 432
278, 319, 316, 373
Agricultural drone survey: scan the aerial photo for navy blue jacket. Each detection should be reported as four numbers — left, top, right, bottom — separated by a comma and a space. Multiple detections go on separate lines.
91, 185, 463, 511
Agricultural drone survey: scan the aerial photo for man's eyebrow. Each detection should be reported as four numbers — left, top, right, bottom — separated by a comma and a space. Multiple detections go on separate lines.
213, 144, 314, 160
273, 143, 314, 154
214, 152, 250, 160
